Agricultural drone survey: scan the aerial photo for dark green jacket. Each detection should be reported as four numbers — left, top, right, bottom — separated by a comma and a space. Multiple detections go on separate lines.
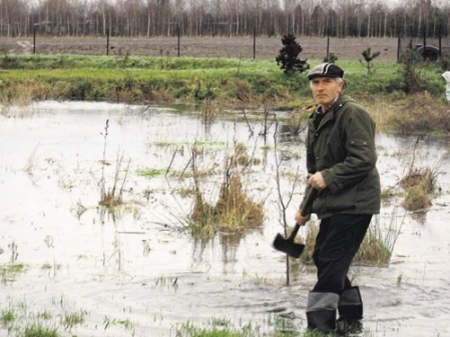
300, 95, 380, 219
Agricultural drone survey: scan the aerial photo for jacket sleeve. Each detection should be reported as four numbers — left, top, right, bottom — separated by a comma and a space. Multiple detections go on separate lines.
321, 106, 377, 194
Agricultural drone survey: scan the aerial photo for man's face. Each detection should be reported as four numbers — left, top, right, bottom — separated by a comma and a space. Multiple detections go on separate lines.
310, 77, 344, 108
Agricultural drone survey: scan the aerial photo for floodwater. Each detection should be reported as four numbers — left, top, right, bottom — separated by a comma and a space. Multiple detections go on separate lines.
0, 101, 449, 337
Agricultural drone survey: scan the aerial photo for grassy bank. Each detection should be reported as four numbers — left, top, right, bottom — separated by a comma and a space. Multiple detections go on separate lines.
1, 54, 448, 133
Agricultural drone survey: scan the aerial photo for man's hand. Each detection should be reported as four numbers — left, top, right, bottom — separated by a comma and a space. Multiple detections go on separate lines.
308, 172, 327, 190
295, 209, 309, 226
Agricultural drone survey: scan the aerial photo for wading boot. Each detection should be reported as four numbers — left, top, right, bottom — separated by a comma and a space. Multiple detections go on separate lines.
337, 286, 363, 335
306, 291, 339, 334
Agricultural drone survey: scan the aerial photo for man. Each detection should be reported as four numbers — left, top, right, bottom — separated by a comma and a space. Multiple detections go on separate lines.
295, 63, 381, 333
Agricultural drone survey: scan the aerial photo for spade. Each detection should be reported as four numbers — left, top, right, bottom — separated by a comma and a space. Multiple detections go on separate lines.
272, 189, 316, 258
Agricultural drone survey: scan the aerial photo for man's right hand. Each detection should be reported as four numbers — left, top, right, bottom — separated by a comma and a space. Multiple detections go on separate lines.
295, 209, 309, 226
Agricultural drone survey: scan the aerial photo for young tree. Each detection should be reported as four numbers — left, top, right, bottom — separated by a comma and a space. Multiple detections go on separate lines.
275, 33, 309, 75
360, 47, 380, 75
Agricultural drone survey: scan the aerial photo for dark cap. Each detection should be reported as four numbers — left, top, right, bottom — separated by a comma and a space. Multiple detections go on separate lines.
307, 63, 344, 80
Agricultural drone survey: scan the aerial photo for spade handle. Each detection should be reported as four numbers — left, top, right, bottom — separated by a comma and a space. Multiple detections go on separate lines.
287, 222, 302, 241
288, 188, 317, 241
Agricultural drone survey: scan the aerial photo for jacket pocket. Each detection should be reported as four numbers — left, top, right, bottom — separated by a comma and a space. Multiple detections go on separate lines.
317, 185, 358, 213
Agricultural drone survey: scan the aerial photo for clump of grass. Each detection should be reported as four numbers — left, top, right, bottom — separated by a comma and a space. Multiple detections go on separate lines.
402, 184, 432, 211
380, 187, 397, 201
190, 144, 264, 241
176, 321, 249, 337
400, 167, 436, 193
400, 167, 437, 211
98, 120, 131, 211
398, 135, 440, 211
0, 263, 26, 283
99, 152, 130, 209
0, 308, 15, 330
62, 310, 86, 331
23, 323, 58, 337
136, 168, 166, 178
215, 174, 263, 231
103, 316, 134, 330
354, 213, 402, 266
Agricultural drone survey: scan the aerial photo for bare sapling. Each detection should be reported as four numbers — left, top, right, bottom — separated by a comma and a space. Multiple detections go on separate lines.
273, 122, 301, 286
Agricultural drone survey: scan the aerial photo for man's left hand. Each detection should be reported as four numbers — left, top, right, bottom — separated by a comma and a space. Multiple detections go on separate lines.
308, 172, 327, 190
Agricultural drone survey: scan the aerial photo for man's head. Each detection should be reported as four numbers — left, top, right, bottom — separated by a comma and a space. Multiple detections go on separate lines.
307, 63, 345, 110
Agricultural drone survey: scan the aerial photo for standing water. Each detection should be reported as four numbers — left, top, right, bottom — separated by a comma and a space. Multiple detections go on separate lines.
0, 101, 449, 337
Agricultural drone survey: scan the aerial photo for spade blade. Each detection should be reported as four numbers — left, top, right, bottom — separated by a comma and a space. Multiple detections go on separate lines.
273, 233, 305, 258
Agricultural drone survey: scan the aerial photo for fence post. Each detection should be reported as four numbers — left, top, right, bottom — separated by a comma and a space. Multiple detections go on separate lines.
438, 26, 442, 58
253, 27, 256, 59
33, 25, 37, 54
326, 33, 330, 60
177, 24, 180, 57
106, 29, 110, 56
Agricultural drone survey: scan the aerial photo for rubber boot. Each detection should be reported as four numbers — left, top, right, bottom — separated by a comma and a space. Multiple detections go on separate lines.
307, 310, 336, 333
338, 286, 363, 320
306, 291, 339, 333
337, 286, 363, 334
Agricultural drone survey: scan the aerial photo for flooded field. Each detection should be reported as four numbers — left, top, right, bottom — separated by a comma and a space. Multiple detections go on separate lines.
0, 101, 449, 337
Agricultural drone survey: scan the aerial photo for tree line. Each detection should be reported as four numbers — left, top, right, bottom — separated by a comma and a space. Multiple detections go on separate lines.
0, 0, 448, 38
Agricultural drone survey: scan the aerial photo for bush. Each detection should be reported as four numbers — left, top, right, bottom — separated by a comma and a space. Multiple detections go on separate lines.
324, 52, 338, 63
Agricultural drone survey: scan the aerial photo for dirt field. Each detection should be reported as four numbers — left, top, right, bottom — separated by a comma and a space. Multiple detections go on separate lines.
0, 35, 404, 62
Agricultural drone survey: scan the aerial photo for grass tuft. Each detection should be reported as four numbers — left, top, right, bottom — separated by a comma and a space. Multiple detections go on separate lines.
189, 144, 264, 241
24, 323, 58, 337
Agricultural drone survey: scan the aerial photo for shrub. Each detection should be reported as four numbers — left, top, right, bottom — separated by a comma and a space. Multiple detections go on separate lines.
324, 52, 338, 63
360, 47, 380, 75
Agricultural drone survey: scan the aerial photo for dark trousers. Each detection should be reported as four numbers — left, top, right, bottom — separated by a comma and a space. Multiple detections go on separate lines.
312, 214, 371, 294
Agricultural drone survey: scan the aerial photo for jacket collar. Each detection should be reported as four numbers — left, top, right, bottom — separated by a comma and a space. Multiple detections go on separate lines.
309, 95, 347, 131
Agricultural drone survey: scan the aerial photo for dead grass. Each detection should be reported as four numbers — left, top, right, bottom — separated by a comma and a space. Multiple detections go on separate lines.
386, 92, 450, 135
400, 166, 437, 211
98, 119, 131, 213
190, 143, 264, 240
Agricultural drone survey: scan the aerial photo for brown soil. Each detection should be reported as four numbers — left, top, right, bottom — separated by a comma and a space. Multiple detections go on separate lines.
0, 35, 401, 62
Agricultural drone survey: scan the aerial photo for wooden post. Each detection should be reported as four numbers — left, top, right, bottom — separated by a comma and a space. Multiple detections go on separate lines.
438, 26, 442, 58
422, 18, 427, 60
106, 29, 110, 56
397, 34, 401, 63
326, 33, 330, 60
177, 24, 180, 57
33, 26, 36, 54
253, 27, 256, 60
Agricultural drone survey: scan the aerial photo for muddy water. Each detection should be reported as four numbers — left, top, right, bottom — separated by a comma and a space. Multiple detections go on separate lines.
0, 101, 449, 337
